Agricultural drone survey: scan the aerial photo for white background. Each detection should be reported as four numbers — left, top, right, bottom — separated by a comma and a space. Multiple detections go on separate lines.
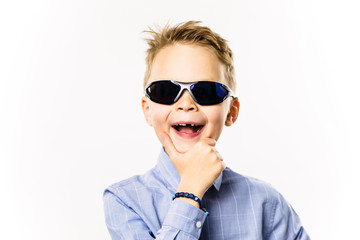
1, 0, 359, 239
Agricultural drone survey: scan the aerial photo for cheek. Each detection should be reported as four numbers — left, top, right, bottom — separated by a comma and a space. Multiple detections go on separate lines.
150, 105, 170, 129
207, 106, 227, 124
203, 106, 228, 137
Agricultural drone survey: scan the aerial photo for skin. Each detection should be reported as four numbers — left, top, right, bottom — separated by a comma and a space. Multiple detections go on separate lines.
142, 43, 240, 207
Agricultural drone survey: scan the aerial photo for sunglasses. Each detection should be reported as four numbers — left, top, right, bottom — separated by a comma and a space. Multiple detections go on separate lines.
145, 80, 234, 106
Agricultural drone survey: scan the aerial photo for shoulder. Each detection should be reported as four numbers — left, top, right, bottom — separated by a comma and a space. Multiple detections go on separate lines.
220, 168, 299, 229
221, 167, 282, 202
103, 168, 167, 204
105, 175, 142, 195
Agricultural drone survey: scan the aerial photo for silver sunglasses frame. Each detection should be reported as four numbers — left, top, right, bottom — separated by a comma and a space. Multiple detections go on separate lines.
145, 80, 235, 105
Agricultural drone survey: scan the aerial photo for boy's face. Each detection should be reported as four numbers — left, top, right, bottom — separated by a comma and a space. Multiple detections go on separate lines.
142, 44, 239, 153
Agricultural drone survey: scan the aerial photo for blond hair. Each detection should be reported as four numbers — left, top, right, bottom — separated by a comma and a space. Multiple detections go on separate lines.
143, 21, 236, 92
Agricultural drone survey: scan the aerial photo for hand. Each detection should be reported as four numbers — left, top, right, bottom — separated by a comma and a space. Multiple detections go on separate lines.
160, 132, 226, 201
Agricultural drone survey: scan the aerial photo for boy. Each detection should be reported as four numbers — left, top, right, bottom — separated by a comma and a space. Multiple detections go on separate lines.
103, 21, 310, 239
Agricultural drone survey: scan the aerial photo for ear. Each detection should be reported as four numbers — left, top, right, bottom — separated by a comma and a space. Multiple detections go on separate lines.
225, 97, 240, 126
141, 97, 153, 126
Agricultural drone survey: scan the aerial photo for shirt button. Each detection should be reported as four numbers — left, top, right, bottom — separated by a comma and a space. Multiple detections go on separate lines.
196, 221, 202, 228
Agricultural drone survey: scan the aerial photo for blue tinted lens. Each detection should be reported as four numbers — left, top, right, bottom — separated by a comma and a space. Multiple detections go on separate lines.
191, 82, 229, 105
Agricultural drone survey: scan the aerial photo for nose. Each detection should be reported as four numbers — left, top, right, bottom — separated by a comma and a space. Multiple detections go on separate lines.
175, 90, 198, 112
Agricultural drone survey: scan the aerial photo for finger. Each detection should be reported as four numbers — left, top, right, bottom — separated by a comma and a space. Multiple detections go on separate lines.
222, 161, 226, 170
200, 138, 217, 147
160, 132, 179, 158
213, 147, 223, 161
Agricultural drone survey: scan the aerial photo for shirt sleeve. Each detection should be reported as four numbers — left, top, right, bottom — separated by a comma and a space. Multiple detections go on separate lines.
266, 193, 311, 240
103, 190, 207, 240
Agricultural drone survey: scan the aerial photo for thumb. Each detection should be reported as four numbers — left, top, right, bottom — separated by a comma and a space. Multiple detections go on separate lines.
160, 132, 179, 159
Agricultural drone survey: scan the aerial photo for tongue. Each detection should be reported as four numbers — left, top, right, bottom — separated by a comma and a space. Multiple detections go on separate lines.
178, 126, 196, 133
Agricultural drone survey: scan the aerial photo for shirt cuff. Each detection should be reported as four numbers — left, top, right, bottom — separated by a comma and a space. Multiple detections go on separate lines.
162, 199, 207, 239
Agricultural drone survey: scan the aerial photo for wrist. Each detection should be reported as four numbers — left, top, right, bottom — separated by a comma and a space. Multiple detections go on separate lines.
177, 182, 205, 200
172, 191, 209, 216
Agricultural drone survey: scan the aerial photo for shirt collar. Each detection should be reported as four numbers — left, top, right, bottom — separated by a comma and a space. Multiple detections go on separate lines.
156, 147, 223, 193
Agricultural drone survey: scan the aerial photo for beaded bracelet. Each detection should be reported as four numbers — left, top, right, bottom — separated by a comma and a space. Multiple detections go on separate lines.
172, 192, 209, 215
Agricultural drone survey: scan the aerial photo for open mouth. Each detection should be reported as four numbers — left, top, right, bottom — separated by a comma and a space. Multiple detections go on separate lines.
172, 123, 204, 134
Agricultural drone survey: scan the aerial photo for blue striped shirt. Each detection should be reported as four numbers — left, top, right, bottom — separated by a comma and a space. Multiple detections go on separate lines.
103, 148, 310, 239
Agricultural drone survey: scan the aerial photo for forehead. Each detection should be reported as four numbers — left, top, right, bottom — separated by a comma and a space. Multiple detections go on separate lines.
148, 43, 227, 85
